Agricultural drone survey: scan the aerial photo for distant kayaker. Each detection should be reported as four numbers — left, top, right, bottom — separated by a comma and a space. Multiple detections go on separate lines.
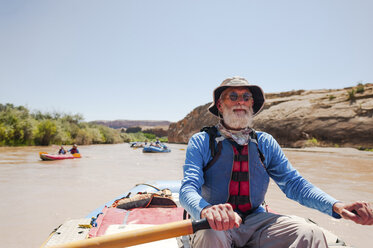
69, 144, 79, 154
58, 146, 66, 155
180, 76, 373, 248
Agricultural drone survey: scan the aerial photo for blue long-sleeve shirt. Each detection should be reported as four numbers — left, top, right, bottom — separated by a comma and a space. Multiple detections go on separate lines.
179, 130, 341, 220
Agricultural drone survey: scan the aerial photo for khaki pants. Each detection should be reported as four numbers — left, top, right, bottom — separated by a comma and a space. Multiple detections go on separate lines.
190, 212, 328, 248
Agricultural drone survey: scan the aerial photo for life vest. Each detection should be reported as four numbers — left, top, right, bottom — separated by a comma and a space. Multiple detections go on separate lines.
70, 148, 78, 154
200, 126, 267, 215
201, 126, 265, 172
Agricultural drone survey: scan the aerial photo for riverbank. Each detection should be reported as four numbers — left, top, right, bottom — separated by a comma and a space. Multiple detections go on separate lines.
284, 146, 373, 155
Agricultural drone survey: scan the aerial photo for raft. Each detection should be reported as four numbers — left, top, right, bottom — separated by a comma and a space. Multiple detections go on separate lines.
142, 145, 171, 153
39, 152, 81, 161
41, 180, 351, 248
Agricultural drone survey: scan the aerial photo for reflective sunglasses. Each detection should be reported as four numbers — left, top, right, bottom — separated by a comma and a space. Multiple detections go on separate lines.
224, 92, 253, 102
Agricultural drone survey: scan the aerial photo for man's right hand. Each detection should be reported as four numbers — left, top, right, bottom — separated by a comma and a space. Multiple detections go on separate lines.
200, 203, 242, 231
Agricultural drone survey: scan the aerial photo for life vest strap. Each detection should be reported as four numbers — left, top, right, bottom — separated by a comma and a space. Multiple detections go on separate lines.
231, 171, 249, 181
203, 142, 223, 173
249, 134, 266, 163
228, 195, 250, 205
234, 154, 248, 161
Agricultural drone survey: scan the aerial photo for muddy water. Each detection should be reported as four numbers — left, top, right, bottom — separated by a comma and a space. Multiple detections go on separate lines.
0, 144, 372, 248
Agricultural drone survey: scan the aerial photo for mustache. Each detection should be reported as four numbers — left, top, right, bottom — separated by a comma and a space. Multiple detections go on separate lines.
231, 106, 250, 111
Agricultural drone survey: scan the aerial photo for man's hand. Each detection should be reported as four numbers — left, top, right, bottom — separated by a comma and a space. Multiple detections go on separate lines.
333, 201, 373, 225
200, 203, 242, 231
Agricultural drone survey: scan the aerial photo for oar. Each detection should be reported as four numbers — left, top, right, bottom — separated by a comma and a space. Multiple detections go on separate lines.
48, 219, 210, 248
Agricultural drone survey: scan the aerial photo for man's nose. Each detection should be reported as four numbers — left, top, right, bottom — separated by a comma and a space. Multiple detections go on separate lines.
236, 96, 246, 104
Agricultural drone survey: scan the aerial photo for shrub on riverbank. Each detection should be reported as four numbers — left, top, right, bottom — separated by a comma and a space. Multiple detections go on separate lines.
121, 132, 168, 143
0, 103, 125, 146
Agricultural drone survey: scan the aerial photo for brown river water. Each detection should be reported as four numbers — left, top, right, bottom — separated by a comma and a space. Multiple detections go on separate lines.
0, 144, 372, 248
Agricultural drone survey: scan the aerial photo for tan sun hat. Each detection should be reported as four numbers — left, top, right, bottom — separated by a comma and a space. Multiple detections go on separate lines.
208, 76, 266, 116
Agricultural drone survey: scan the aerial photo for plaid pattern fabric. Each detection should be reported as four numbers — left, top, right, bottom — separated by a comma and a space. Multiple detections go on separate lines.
216, 122, 252, 145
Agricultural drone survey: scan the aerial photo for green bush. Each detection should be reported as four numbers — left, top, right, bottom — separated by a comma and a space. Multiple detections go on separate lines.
121, 132, 167, 143
75, 128, 104, 145
0, 106, 34, 145
98, 125, 123, 144
158, 136, 168, 143
0, 123, 10, 146
120, 133, 132, 142
347, 89, 356, 101
34, 120, 58, 145
306, 138, 319, 146
0, 103, 126, 146
122, 132, 147, 142
328, 95, 336, 101
144, 133, 156, 140
356, 83, 365, 94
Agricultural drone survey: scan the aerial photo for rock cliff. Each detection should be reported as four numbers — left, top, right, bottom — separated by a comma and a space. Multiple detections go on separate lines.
168, 84, 373, 148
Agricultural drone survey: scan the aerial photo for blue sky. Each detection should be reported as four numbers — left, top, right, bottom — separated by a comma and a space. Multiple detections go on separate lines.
1, 0, 372, 122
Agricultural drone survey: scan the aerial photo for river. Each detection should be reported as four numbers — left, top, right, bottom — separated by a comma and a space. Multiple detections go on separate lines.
0, 144, 372, 248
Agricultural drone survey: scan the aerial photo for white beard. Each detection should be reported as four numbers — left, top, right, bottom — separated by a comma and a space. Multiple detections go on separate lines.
221, 104, 254, 129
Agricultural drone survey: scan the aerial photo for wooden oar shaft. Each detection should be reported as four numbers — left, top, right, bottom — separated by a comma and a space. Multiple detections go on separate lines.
49, 219, 195, 248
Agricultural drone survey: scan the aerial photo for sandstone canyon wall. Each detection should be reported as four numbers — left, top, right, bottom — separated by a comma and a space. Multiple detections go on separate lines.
168, 84, 373, 148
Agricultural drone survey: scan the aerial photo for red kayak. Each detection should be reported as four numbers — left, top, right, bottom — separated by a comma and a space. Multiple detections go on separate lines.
39, 152, 81, 161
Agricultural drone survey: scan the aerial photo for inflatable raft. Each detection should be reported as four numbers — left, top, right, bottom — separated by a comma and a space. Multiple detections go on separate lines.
39, 152, 81, 161
142, 145, 171, 153
41, 180, 351, 248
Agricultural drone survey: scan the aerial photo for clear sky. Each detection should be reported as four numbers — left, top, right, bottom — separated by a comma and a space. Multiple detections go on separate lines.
1, 0, 372, 122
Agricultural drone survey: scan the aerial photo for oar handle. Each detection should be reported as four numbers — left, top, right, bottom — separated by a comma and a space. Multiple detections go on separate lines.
192, 218, 211, 233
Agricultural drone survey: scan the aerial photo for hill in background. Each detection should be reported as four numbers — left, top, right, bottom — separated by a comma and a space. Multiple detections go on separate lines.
91, 120, 170, 130
169, 83, 373, 149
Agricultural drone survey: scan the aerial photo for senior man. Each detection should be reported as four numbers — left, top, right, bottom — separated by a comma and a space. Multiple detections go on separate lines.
179, 76, 373, 248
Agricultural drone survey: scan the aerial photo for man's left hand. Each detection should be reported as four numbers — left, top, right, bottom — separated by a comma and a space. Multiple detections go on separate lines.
333, 201, 373, 225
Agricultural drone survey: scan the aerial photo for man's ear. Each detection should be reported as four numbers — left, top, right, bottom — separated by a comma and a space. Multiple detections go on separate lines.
217, 99, 222, 112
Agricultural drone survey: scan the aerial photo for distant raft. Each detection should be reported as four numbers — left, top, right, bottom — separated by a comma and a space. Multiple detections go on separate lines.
142, 145, 171, 153
39, 152, 81, 161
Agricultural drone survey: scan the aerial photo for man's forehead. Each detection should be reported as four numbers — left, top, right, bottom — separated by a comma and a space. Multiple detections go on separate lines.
223, 87, 251, 94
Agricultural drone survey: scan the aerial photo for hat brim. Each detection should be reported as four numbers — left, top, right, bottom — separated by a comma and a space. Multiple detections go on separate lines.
208, 85, 265, 116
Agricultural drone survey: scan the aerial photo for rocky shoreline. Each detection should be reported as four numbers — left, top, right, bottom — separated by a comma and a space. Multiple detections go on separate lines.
168, 84, 373, 149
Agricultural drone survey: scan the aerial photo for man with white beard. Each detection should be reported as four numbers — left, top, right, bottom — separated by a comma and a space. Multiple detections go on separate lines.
179, 76, 373, 248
